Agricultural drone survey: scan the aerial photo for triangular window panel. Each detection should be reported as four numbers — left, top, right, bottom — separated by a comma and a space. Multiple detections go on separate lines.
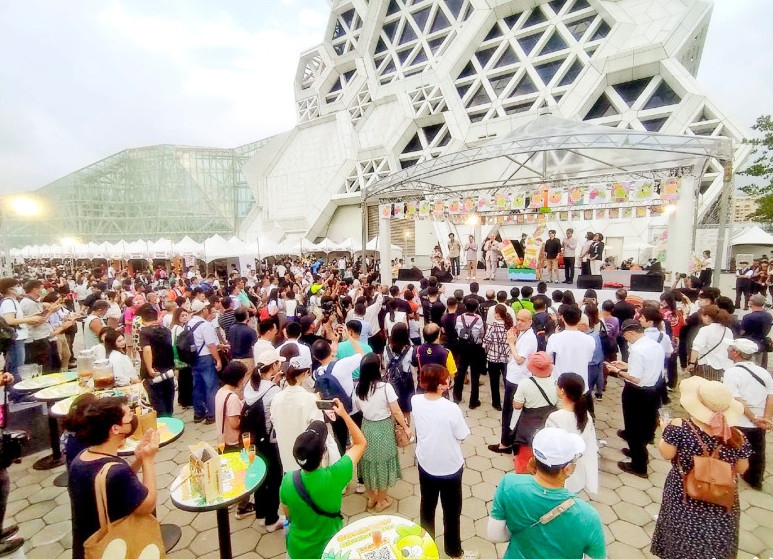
458, 61, 476, 79
613, 77, 651, 105
387, 0, 401, 16
540, 31, 568, 55
585, 44, 598, 57
334, 43, 346, 55
343, 70, 356, 82
469, 110, 488, 123
511, 74, 537, 97
522, 9, 547, 29
504, 100, 535, 115
548, 0, 566, 14
423, 123, 444, 142
590, 21, 611, 41
403, 133, 424, 153
446, 0, 465, 18
430, 8, 451, 34
381, 58, 397, 75
496, 45, 520, 67
644, 81, 680, 109
641, 117, 669, 132
490, 71, 516, 96
570, 0, 591, 13
468, 85, 491, 107
476, 46, 498, 68
333, 21, 346, 40
503, 13, 522, 29
518, 32, 542, 55
558, 59, 583, 86
401, 158, 419, 169
535, 59, 564, 85
413, 47, 429, 65
584, 94, 618, 119
412, 7, 432, 32
375, 37, 388, 54
399, 22, 418, 44
438, 131, 451, 146
329, 80, 342, 94
341, 9, 355, 27
566, 15, 595, 40
456, 83, 472, 99
484, 23, 504, 42
397, 47, 414, 65
383, 20, 399, 43
427, 36, 445, 54
553, 93, 564, 103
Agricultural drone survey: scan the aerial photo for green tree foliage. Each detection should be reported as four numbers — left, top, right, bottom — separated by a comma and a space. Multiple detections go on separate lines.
740, 115, 773, 222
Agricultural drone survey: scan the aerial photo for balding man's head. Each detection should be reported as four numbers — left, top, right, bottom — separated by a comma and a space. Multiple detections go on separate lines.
516, 309, 532, 330
486, 290, 495, 300
423, 322, 440, 343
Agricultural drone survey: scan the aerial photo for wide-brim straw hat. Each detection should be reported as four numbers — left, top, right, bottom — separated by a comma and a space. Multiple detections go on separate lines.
679, 376, 743, 427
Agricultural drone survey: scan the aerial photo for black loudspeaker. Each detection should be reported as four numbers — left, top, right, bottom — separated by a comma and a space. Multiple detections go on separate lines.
430, 268, 454, 283
397, 268, 425, 281
630, 273, 665, 292
577, 274, 603, 289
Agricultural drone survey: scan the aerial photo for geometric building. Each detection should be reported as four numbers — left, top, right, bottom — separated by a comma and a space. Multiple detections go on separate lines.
240, 0, 751, 254
3, 141, 265, 247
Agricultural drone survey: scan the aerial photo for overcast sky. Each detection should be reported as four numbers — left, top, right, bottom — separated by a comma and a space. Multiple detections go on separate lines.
0, 0, 770, 194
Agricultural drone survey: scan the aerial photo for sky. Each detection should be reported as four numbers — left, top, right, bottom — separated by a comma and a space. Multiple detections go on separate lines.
0, 0, 770, 194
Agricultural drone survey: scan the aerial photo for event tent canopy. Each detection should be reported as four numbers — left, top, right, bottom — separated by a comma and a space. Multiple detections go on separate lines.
729, 226, 773, 247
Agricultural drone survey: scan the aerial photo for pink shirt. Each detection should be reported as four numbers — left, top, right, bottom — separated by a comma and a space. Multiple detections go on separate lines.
215, 387, 243, 445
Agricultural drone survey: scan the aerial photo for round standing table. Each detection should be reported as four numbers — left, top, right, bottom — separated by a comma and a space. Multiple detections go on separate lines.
170, 451, 266, 559
15, 373, 78, 470
323, 514, 439, 558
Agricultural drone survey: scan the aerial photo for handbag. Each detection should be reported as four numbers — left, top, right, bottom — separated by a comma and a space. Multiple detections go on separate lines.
680, 421, 736, 511
513, 378, 557, 446
763, 337, 773, 353
84, 462, 165, 559
384, 385, 410, 448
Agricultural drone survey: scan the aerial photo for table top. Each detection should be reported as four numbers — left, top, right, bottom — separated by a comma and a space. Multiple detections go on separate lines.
323, 515, 438, 559
118, 417, 185, 456
50, 385, 145, 416
170, 451, 266, 513
15, 372, 77, 393
33, 381, 83, 402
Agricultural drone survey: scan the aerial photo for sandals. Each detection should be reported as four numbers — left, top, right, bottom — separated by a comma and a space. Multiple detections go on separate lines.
374, 498, 393, 512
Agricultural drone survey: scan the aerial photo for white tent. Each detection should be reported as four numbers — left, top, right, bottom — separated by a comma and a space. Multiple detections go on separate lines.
148, 238, 174, 259
730, 226, 773, 246
173, 236, 204, 258
203, 235, 253, 262
107, 241, 128, 260
355, 236, 403, 255
125, 240, 149, 259
88, 242, 107, 259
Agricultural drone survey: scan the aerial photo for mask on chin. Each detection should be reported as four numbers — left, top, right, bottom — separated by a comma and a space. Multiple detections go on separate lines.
125, 415, 139, 438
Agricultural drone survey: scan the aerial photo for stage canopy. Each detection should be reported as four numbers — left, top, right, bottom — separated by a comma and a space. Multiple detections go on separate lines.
730, 226, 773, 247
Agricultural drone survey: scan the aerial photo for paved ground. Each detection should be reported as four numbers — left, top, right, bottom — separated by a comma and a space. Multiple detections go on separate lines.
7, 373, 773, 559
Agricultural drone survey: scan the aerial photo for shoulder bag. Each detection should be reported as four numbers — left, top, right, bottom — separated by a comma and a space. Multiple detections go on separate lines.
679, 420, 736, 511
84, 462, 165, 559
291, 470, 342, 519
513, 378, 558, 446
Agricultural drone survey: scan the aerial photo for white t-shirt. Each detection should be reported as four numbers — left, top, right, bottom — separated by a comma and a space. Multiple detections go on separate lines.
723, 361, 773, 428
384, 311, 407, 338
314, 354, 363, 401
108, 350, 138, 386
505, 328, 538, 384
276, 340, 312, 370
514, 376, 558, 408
546, 408, 598, 494
106, 302, 122, 321
410, 395, 470, 476
692, 323, 733, 370
0, 297, 28, 341
545, 329, 596, 389
354, 382, 397, 421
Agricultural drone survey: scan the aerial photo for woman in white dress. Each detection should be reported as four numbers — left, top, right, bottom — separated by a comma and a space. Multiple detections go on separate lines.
546, 372, 598, 494
103, 328, 140, 386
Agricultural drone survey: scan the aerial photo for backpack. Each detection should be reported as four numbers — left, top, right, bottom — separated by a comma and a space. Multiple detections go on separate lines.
241, 388, 273, 444
532, 312, 554, 352
384, 346, 412, 396
0, 299, 18, 356
680, 420, 736, 511
458, 315, 481, 344
598, 320, 618, 356
175, 321, 204, 366
314, 362, 353, 412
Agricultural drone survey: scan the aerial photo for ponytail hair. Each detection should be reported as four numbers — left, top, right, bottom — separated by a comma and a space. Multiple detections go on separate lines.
700, 304, 733, 328
557, 372, 589, 432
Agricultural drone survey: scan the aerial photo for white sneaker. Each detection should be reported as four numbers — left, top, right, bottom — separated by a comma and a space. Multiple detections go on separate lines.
265, 516, 286, 533
355, 483, 366, 494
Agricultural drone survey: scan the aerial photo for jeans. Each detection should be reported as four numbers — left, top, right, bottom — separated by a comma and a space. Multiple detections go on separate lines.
564, 257, 575, 282
487, 361, 505, 409
453, 344, 486, 405
501, 380, 517, 446
147, 377, 175, 417
418, 465, 463, 558
192, 355, 217, 420
450, 256, 460, 276
5, 340, 25, 384
588, 362, 604, 395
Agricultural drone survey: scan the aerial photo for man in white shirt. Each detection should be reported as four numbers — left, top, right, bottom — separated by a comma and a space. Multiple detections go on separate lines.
188, 300, 222, 424
724, 338, 773, 490
253, 320, 278, 364
562, 228, 578, 284
276, 322, 313, 370
607, 319, 665, 478
489, 310, 537, 453
545, 305, 595, 389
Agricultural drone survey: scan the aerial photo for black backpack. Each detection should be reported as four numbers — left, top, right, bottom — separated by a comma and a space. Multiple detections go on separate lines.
241, 388, 274, 444
598, 320, 618, 356
175, 321, 204, 366
532, 311, 554, 352
458, 315, 482, 344
314, 362, 353, 412
384, 346, 412, 395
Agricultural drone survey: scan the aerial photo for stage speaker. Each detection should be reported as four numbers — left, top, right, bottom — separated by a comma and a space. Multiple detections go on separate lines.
397, 268, 425, 281
577, 275, 603, 289
630, 273, 664, 292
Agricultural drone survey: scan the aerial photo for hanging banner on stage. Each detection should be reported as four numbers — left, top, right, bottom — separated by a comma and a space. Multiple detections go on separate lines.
661, 178, 680, 201
379, 204, 392, 219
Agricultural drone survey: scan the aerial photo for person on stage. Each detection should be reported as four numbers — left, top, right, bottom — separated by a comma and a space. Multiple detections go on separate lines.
562, 228, 578, 284
484, 234, 501, 281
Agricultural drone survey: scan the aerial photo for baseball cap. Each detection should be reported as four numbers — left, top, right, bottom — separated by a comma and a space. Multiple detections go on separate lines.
620, 318, 643, 333
190, 299, 210, 314
532, 427, 585, 467
293, 420, 328, 471
256, 350, 285, 368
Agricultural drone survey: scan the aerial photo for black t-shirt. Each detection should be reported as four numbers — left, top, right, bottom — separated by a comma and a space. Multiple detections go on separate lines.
227, 323, 258, 359
612, 301, 636, 323
440, 311, 459, 350
422, 299, 446, 326
544, 238, 562, 259
68, 455, 148, 559
139, 325, 175, 379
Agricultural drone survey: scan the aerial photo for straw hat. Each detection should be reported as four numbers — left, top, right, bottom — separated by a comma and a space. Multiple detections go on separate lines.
679, 376, 743, 427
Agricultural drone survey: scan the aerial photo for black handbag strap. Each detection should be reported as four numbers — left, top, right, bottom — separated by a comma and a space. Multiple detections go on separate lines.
698, 328, 728, 361
292, 470, 342, 519
529, 377, 556, 407
736, 364, 767, 387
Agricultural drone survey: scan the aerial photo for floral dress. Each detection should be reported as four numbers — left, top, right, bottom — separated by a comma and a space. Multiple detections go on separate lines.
651, 420, 752, 559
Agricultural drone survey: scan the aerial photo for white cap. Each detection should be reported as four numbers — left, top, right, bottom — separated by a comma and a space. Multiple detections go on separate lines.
190, 299, 210, 314
729, 338, 759, 356
532, 428, 585, 467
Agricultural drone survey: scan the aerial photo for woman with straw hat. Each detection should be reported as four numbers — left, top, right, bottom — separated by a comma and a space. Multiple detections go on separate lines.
651, 376, 752, 559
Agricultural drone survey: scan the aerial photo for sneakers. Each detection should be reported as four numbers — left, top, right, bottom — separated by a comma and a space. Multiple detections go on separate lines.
265, 516, 286, 533
235, 503, 255, 520
204, 417, 216, 425
355, 483, 366, 494
193, 416, 205, 423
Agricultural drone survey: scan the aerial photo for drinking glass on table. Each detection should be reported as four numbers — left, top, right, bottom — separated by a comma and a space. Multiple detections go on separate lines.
218, 436, 225, 455
247, 444, 256, 464
241, 432, 251, 450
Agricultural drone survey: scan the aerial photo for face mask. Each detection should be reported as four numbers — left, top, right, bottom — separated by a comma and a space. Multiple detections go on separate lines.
13, 286, 23, 297
125, 415, 139, 438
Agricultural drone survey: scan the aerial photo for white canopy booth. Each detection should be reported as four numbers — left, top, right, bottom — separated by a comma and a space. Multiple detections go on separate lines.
362, 115, 734, 285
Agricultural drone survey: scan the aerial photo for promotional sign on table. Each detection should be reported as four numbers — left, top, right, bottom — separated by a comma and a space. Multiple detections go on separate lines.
323, 515, 439, 559
176, 449, 265, 507
14, 372, 77, 392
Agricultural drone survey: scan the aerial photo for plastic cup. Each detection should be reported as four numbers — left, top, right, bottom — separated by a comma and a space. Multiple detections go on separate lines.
242, 432, 251, 450
248, 444, 256, 464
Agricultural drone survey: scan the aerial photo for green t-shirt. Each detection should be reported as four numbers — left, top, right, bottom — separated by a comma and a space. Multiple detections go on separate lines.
491, 474, 605, 559
336, 341, 372, 379
511, 299, 535, 314
280, 455, 353, 559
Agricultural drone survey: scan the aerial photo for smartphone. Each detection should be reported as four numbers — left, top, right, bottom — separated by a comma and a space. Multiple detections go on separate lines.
316, 400, 336, 410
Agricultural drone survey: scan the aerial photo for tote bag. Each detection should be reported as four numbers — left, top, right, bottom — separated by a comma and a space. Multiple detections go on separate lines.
84, 462, 165, 559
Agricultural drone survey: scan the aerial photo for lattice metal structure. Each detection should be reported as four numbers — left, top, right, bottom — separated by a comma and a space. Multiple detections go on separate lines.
4, 141, 265, 247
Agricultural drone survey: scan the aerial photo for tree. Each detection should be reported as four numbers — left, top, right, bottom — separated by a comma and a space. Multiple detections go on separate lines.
739, 115, 773, 222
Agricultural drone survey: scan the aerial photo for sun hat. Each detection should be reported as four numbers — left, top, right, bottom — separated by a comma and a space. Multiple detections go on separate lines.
679, 376, 743, 430
532, 427, 585, 467
527, 351, 553, 378
293, 420, 328, 471
256, 350, 285, 368
729, 338, 760, 356
620, 318, 643, 333
190, 299, 209, 314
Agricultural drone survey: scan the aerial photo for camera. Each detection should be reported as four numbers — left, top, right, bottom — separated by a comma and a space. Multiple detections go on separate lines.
150, 370, 175, 384
679, 273, 687, 279
0, 431, 29, 469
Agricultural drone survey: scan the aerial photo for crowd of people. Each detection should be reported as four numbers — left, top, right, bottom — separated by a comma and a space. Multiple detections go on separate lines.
0, 254, 772, 559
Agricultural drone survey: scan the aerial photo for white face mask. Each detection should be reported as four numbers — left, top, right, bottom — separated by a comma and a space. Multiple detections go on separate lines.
12, 286, 23, 297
